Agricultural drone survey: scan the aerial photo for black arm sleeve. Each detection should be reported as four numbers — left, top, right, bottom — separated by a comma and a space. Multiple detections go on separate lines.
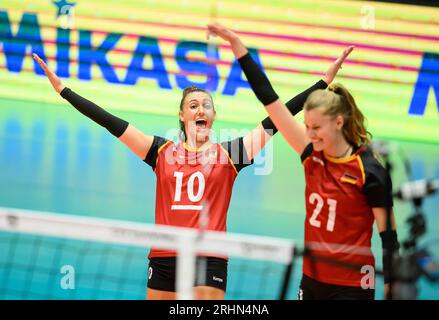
285, 79, 328, 113
60, 87, 129, 137
143, 136, 169, 170
220, 137, 254, 173
380, 230, 400, 284
237, 53, 279, 106
261, 80, 328, 135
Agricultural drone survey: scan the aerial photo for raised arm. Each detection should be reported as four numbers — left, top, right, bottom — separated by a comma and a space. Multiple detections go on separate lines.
207, 23, 353, 157
207, 23, 306, 156
32, 53, 154, 160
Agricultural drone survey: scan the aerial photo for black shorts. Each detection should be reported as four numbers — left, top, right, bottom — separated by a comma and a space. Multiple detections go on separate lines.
147, 256, 228, 292
298, 274, 375, 300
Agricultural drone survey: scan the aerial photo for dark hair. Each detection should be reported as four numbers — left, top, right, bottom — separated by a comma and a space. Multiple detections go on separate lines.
179, 86, 214, 141
304, 83, 371, 147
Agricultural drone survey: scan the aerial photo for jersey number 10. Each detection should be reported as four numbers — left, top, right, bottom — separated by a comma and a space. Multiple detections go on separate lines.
174, 171, 205, 203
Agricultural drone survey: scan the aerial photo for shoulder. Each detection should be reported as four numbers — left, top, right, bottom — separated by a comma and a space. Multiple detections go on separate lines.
144, 136, 173, 169
358, 145, 393, 207
300, 143, 314, 163
220, 137, 242, 155
359, 145, 389, 180
219, 137, 254, 173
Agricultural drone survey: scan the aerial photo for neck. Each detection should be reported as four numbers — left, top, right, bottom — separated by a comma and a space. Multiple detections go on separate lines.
185, 135, 212, 150
324, 139, 352, 159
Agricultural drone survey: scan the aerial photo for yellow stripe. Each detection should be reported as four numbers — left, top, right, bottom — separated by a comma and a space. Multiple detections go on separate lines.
324, 152, 358, 164
218, 144, 238, 175
357, 157, 366, 185
183, 142, 213, 152
154, 141, 172, 173
340, 176, 358, 185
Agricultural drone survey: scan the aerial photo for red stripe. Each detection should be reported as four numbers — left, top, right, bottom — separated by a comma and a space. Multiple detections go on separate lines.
28, 7, 439, 42
0, 52, 416, 86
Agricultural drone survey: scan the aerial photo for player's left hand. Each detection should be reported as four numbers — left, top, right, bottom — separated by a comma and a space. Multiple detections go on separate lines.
323, 45, 355, 85
32, 53, 65, 94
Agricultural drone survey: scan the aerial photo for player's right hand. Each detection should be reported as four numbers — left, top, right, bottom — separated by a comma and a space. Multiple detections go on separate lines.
207, 22, 239, 43
32, 53, 65, 94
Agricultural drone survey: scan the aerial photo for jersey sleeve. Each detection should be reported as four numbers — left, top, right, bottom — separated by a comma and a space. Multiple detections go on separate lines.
300, 143, 314, 163
362, 155, 394, 208
220, 137, 254, 173
143, 136, 169, 170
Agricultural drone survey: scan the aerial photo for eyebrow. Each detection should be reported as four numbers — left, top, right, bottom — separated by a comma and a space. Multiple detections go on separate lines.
188, 99, 211, 103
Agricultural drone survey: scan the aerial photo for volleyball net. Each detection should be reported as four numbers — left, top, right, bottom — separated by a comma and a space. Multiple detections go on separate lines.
0, 207, 297, 300
4, 206, 420, 300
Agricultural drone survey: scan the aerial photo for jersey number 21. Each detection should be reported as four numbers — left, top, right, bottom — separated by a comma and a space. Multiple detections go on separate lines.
309, 192, 337, 232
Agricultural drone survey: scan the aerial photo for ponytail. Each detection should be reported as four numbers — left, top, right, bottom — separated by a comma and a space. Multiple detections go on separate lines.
327, 83, 371, 147
304, 83, 371, 147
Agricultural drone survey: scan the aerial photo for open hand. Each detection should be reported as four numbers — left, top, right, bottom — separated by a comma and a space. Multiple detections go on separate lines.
323, 45, 355, 85
207, 22, 238, 43
206, 22, 248, 58
32, 53, 65, 94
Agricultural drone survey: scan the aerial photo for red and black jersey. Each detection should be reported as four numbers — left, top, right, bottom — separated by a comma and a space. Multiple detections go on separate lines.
300, 143, 393, 287
144, 137, 253, 259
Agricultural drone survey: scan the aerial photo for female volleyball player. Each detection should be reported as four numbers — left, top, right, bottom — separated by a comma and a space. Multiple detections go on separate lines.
208, 22, 399, 300
33, 41, 350, 300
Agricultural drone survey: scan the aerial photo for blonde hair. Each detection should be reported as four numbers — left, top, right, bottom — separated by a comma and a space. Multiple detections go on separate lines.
303, 83, 371, 147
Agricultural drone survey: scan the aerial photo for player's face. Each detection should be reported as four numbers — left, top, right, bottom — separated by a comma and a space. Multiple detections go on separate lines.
179, 91, 216, 141
304, 107, 344, 152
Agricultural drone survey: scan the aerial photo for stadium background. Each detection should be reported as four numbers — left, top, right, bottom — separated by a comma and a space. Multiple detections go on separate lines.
0, 0, 438, 299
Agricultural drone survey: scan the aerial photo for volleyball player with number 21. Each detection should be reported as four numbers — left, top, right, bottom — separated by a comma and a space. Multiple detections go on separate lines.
207, 22, 399, 300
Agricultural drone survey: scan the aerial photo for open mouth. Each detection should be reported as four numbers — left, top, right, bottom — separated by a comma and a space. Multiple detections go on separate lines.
195, 119, 207, 129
